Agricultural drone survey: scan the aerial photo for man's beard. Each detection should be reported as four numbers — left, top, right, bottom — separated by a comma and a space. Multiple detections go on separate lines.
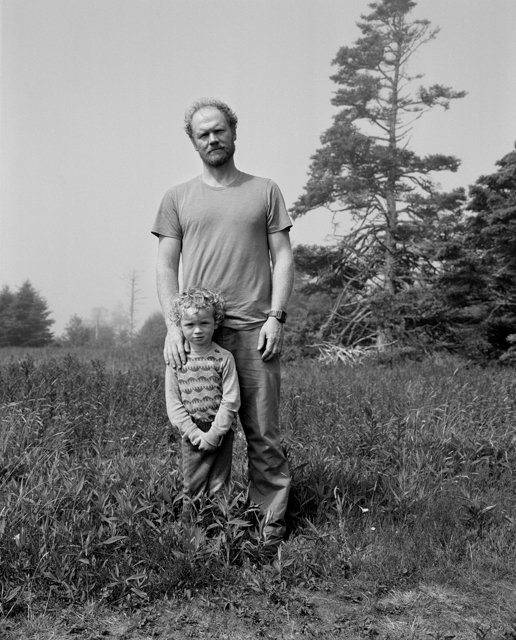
199, 143, 235, 167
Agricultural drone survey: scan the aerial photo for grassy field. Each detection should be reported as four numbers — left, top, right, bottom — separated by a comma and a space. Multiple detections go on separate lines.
1, 346, 515, 639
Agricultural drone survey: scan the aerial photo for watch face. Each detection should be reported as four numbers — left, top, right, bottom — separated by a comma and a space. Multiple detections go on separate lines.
269, 310, 286, 322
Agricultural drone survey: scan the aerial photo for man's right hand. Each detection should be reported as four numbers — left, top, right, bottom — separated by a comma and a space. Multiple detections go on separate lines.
164, 325, 189, 369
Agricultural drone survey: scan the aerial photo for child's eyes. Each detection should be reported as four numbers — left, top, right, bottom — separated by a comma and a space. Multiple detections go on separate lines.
183, 321, 211, 326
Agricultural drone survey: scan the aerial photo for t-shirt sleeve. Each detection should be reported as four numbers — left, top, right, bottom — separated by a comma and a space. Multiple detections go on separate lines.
266, 180, 292, 234
151, 188, 182, 239
267, 180, 292, 233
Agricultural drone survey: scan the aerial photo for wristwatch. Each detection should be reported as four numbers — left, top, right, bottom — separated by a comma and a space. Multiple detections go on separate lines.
267, 309, 287, 323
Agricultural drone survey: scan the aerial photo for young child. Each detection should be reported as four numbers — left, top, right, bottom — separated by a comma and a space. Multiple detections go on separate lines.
165, 287, 240, 498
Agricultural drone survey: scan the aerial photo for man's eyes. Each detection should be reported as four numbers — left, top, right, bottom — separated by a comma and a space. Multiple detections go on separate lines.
200, 129, 223, 137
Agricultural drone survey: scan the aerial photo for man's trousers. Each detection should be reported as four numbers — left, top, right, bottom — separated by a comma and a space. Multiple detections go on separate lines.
214, 325, 291, 540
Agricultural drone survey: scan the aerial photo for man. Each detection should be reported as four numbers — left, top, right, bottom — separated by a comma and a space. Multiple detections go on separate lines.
152, 98, 294, 543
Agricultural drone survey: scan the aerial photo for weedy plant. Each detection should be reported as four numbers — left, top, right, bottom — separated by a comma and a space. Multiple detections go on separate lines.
1, 349, 516, 618
281, 357, 516, 582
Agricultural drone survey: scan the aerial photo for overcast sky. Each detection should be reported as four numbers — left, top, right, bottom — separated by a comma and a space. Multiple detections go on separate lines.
1, 0, 516, 334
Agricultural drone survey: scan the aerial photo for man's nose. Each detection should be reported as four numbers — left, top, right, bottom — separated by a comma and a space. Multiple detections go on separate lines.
208, 132, 219, 144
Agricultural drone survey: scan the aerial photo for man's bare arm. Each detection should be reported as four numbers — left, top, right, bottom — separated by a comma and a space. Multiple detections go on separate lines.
156, 235, 187, 367
258, 230, 294, 361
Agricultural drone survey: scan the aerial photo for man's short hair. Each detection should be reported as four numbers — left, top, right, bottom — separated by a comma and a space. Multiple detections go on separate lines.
171, 286, 226, 327
184, 98, 238, 140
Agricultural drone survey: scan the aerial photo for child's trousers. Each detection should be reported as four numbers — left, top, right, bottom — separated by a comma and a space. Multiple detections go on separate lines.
181, 429, 234, 497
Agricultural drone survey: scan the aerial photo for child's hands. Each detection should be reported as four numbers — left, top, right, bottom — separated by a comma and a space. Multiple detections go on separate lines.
188, 427, 203, 448
188, 428, 217, 452
196, 433, 217, 452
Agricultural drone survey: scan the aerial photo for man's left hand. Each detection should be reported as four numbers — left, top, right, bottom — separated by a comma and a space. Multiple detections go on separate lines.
257, 317, 284, 361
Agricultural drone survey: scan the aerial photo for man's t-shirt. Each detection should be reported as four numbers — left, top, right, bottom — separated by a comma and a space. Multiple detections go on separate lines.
152, 172, 292, 329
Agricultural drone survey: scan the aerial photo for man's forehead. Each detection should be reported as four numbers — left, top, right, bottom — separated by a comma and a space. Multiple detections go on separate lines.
191, 107, 227, 131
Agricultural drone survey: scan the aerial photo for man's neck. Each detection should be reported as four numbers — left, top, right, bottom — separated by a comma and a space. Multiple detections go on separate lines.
201, 160, 239, 188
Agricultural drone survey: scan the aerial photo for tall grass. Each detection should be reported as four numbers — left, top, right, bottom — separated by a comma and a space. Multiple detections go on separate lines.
1, 349, 515, 615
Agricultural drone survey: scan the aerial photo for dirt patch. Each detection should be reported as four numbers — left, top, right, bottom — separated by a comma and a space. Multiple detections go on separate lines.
3, 576, 516, 640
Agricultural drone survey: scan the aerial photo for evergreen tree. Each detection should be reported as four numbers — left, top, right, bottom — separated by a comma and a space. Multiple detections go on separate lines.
468, 145, 516, 302
135, 311, 167, 350
438, 145, 516, 360
291, 0, 466, 349
63, 314, 91, 347
0, 286, 17, 347
5, 281, 55, 347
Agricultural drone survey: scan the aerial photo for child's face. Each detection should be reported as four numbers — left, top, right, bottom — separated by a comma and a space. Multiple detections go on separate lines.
180, 306, 216, 349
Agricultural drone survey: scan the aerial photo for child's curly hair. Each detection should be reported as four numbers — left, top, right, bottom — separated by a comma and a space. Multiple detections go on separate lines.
171, 287, 225, 327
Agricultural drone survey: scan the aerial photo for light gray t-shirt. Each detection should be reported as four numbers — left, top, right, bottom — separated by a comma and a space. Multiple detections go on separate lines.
152, 172, 292, 329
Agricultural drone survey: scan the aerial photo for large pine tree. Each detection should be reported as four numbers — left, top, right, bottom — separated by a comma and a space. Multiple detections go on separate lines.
291, 0, 466, 349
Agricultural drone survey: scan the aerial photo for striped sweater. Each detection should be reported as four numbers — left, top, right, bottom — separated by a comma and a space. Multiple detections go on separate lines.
165, 342, 240, 444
